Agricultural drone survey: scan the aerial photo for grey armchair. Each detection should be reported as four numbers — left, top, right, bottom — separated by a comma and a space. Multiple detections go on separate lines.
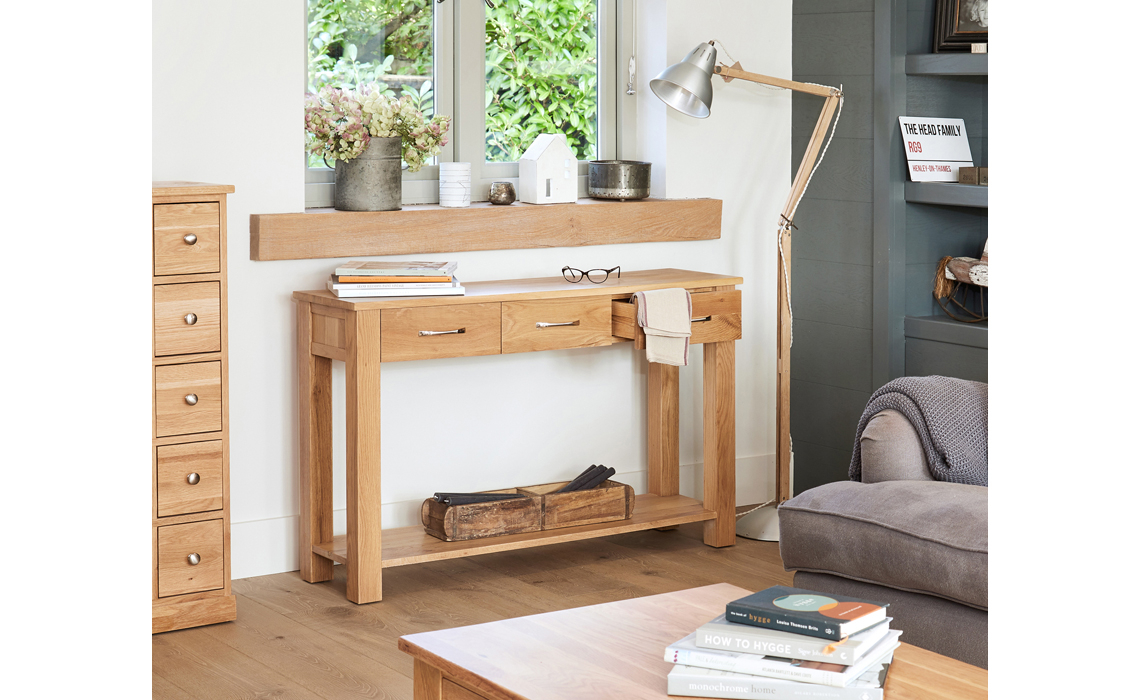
777, 408, 988, 669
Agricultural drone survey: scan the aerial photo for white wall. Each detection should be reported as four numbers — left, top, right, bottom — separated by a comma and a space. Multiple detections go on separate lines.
153, 0, 791, 580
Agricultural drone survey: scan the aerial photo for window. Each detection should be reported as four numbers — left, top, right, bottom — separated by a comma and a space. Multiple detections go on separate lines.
306, 0, 629, 207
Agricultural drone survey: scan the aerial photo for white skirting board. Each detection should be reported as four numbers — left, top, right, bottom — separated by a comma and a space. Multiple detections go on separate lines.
229, 454, 776, 580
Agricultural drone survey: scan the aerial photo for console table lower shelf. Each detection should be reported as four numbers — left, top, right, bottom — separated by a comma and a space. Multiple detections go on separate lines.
312, 493, 715, 568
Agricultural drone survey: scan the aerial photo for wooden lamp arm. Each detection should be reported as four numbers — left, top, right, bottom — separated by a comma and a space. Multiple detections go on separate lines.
713, 62, 843, 505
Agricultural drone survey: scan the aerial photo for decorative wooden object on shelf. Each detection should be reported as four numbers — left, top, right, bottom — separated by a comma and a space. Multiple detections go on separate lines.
421, 479, 635, 542
152, 181, 237, 634
250, 197, 721, 261
294, 268, 742, 604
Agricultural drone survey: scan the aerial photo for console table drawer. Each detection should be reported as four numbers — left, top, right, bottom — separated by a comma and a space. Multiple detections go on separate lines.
611, 290, 741, 346
153, 203, 221, 276
154, 282, 222, 356
381, 303, 501, 362
155, 362, 223, 437
502, 297, 612, 354
157, 440, 224, 517
157, 519, 224, 597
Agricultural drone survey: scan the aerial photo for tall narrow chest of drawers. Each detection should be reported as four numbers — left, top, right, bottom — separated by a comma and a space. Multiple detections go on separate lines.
152, 182, 237, 633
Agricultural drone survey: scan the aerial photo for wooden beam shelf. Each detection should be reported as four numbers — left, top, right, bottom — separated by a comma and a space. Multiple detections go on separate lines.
250, 197, 722, 261
312, 493, 715, 569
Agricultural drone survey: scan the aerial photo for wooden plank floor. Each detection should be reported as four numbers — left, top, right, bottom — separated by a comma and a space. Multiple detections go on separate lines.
152, 523, 793, 699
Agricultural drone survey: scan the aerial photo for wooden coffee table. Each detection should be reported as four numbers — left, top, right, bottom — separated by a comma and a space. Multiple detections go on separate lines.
398, 583, 986, 700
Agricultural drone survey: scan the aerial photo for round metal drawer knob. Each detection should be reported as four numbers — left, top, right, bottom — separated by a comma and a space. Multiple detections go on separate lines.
184, 394, 198, 406
187, 553, 201, 566
187, 472, 200, 485
183, 233, 197, 245
185, 312, 198, 325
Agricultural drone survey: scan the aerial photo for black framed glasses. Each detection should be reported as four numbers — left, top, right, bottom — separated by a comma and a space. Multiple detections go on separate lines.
563, 265, 620, 284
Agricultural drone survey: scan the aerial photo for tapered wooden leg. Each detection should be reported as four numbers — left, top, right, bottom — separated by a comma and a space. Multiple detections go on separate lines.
703, 340, 736, 547
298, 302, 334, 583
647, 362, 680, 496
413, 659, 443, 700
346, 309, 383, 604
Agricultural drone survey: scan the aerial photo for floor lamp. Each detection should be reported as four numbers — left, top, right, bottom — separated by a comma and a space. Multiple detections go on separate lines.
650, 42, 843, 541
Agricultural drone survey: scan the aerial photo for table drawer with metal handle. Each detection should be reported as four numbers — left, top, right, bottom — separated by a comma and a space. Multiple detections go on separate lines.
157, 519, 224, 597
611, 289, 742, 347
154, 281, 221, 356
155, 361, 222, 437
380, 303, 501, 362
153, 202, 221, 276
156, 440, 224, 517
502, 297, 613, 354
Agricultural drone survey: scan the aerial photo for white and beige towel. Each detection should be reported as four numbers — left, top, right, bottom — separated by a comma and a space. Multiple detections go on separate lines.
633, 288, 692, 366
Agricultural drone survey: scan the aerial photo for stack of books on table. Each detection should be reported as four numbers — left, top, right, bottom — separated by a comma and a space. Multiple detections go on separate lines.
665, 586, 902, 700
327, 260, 464, 298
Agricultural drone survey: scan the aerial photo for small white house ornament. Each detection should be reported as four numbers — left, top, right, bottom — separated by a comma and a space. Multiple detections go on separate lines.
518, 134, 578, 204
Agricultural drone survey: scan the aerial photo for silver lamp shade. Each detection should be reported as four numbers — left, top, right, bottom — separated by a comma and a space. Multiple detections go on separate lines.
649, 42, 717, 118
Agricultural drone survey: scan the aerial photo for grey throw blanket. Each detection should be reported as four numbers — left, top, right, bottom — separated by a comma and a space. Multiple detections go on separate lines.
849, 376, 988, 486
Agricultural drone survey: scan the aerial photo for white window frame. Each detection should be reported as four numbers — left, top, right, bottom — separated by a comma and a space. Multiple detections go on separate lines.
305, 0, 633, 208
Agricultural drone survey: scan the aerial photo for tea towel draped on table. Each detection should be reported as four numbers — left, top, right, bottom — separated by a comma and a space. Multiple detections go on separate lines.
632, 288, 692, 366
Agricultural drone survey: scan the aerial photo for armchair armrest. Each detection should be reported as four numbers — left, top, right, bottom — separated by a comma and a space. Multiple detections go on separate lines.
858, 409, 934, 483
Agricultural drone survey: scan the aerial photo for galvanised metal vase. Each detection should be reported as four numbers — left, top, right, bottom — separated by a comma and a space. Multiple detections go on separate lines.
334, 136, 402, 211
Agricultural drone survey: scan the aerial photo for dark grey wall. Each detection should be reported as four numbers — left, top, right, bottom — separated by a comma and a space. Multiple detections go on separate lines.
790, 0, 988, 495
790, 0, 875, 495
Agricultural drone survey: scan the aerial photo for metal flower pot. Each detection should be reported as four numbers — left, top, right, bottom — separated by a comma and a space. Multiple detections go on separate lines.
334, 136, 402, 211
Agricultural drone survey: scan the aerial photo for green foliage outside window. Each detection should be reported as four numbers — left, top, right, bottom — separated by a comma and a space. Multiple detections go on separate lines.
485, 0, 598, 163
307, 0, 599, 167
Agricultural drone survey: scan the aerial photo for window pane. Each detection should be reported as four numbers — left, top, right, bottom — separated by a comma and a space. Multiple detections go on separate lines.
485, 1, 598, 163
307, 0, 435, 168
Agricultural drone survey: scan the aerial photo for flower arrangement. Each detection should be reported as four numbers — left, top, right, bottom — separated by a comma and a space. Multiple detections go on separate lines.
304, 84, 451, 172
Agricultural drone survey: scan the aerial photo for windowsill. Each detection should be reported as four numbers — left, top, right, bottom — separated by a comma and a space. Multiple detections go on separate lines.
250, 198, 722, 261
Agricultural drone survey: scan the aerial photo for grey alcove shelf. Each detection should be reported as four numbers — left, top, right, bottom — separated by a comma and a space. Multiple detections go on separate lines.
905, 53, 988, 76
904, 182, 988, 208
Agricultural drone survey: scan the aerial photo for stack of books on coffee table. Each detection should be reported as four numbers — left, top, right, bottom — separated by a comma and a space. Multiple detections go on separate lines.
327, 260, 464, 298
665, 585, 901, 700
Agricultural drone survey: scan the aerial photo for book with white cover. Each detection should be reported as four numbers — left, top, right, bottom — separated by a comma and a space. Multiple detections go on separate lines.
666, 629, 901, 688
328, 275, 460, 290
326, 280, 466, 298
696, 614, 892, 666
666, 651, 894, 700
333, 260, 458, 276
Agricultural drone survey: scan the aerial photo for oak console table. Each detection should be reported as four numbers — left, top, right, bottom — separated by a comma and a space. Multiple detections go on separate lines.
294, 268, 742, 604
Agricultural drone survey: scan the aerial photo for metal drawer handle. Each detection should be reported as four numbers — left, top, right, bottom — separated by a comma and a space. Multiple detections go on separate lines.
691, 315, 712, 323
185, 394, 198, 406
187, 472, 200, 485
185, 312, 198, 325
418, 328, 465, 336
536, 320, 581, 329
183, 233, 197, 245
187, 553, 201, 566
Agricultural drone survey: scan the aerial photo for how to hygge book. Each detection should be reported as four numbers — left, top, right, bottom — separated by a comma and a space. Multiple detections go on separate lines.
726, 586, 888, 641
667, 653, 894, 700
666, 628, 901, 688
696, 614, 892, 666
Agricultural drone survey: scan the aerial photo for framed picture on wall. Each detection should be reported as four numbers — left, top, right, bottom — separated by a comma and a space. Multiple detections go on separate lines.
934, 0, 989, 52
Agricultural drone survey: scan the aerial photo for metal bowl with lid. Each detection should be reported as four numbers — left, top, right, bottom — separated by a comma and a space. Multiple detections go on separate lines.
587, 160, 652, 201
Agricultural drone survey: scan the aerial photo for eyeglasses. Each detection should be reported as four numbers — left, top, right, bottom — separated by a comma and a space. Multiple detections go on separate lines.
563, 266, 621, 284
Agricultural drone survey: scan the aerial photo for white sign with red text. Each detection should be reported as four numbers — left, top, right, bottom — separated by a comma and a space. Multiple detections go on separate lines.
898, 116, 973, 182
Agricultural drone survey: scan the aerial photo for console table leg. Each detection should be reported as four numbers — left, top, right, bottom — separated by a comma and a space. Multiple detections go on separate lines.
298, 302, 334, 583
703, 341, 736, 547
647, 362, 680, 496
346, 309, 383, 603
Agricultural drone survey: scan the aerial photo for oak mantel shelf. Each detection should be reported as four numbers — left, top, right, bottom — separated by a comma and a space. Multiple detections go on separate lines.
249, 197, 722, 261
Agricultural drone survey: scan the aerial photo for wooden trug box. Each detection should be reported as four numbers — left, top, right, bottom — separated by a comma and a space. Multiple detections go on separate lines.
421, 480, 635, 542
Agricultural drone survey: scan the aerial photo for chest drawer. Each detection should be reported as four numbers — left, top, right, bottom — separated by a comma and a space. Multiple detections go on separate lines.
154, 282, 221, 356
157, 519, 224, 597
502, 297, 612, 354
157, 441, 224, 517
155, 362, 222, 437
381, 303, 501, 362
154, 203, 221, 276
